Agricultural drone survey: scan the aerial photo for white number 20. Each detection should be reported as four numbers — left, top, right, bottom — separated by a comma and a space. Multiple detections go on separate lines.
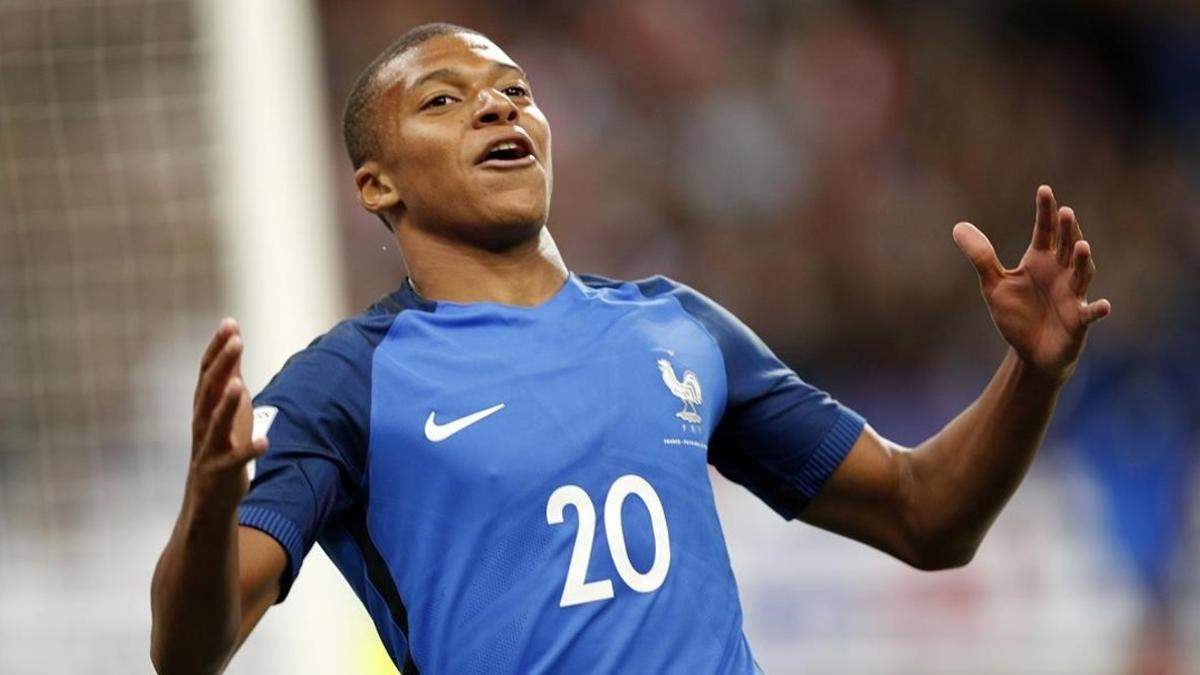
545, 474, 671, 607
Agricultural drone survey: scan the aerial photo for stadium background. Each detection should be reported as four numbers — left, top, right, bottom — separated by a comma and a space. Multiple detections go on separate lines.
1, 0, 1198, 672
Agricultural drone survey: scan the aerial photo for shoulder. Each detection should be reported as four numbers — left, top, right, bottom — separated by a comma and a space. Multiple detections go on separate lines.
578, 273, 755, 349
257, 294, 412, 403
578, 272, 690, 297
277, 293, 411, 369
311, 296, 406, 356
577, 273, 722, 313
252, 295, 417, 455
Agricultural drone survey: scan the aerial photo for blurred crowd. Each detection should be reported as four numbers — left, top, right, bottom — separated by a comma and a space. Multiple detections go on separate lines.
321, 0, 1200, 666
323, 1, 1199, 369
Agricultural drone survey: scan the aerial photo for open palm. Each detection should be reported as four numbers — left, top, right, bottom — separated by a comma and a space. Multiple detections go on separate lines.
954, 185, 1112, 380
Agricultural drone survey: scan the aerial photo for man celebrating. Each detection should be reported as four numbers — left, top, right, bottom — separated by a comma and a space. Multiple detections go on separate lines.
150, 23, 1110, 674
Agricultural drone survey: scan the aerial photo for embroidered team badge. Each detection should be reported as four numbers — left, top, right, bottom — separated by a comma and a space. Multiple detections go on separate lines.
657, 359, 702, 424
252, 405, 279, 441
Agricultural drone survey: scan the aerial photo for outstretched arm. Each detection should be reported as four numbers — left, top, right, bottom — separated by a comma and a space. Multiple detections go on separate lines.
801, 186, 1111, 570
150, 320, 286, 674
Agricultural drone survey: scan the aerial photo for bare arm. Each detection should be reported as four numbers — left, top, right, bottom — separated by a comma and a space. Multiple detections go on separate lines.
803, 350, 1062, 569
150, 320, 283, 674
802, 186, 1111, 569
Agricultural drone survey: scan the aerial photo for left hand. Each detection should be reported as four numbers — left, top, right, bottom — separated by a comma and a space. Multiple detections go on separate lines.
953, 185, 1112, 381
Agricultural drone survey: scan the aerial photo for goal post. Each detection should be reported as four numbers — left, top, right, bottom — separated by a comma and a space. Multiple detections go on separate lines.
198, 1, 393, 673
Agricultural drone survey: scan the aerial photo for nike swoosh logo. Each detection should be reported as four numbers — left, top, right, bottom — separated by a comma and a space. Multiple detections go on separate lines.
424, 403, 506, 442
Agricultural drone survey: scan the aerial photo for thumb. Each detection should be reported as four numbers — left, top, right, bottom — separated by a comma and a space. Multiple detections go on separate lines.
953, 222, 1003, 288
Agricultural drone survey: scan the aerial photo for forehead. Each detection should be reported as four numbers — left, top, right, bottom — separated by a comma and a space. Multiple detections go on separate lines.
380, 33, 522, 94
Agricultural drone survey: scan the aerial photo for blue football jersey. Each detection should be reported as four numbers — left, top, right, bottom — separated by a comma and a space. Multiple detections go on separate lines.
239, 273, 865, 674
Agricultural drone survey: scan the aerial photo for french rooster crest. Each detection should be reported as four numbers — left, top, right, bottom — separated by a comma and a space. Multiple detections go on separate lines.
657, 359, 702, 424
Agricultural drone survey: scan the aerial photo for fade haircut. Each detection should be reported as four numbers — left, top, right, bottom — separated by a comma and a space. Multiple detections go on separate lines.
343, 23, 483, 231
342, 22, 483, 171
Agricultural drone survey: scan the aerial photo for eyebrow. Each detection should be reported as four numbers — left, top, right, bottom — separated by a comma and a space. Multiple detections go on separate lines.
411, 62, 526, 90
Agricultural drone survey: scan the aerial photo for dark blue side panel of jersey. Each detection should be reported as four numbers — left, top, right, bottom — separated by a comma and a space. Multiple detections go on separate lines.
239, 313, 386, 596
625, 275, 866, 518
320, 501, 418, 673
237, 295, 420, 671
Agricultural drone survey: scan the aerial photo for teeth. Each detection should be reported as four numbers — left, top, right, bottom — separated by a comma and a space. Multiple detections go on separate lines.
491, 141, 520, 153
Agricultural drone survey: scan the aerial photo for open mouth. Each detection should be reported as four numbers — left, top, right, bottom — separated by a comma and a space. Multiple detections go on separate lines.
477, 136, 536, 167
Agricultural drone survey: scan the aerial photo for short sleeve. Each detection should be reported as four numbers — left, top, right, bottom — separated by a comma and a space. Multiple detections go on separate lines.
238, 323, 374, 602
640, 277, 866, 519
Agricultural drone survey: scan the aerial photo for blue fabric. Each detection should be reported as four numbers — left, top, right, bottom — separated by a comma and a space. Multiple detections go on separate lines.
238, 273, 864, 674
626, 275, 865, 516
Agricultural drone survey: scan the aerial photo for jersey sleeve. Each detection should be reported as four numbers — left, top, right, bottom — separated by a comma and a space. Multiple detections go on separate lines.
647, 277, 866, 518
237, 323, 372, 602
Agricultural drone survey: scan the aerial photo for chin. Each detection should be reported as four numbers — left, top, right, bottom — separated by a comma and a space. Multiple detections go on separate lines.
492, 195, 548, 224
474, 208, 548, 251
471, 188, 548, 242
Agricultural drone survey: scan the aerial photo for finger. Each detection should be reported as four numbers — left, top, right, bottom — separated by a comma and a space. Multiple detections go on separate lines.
202, 377, 243, 456
222, 391, 270, 467
230, 435, 271, 467
250, 435, 270, 457
1080, 298, 1112, 325
195, 335, 243, 421
1058, 206, 1080, 266
1032, 185, 1057, 251
953, 222, 1004, 288
196, 334, 242, 410
1070, 240, 1095, 295
194, 321, 239, 409
199, 318, 238, 373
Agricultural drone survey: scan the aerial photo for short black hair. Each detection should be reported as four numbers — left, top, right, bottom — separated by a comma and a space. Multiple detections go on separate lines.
342, 22, 482, 171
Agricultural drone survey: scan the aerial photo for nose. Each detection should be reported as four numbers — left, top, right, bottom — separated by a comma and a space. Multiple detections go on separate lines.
473, 89, 519, 128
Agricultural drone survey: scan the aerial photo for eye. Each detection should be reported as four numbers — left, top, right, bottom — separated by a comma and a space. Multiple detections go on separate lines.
421, 94, 454, 110
502, 85, 529, 98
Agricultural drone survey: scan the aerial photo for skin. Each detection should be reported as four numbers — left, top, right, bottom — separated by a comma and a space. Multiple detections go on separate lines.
150, 31, 1110, 673
150, 321, 283, 674
354, 32, 566, 306
802, 188, 1111, 568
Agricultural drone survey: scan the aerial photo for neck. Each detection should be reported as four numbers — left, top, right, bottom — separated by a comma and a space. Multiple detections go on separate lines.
396, 225, 569, 307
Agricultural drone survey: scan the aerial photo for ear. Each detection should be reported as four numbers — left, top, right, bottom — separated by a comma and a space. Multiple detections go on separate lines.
354, 161, 402, 216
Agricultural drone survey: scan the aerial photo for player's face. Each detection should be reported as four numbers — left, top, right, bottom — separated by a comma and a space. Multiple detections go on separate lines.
376, 33, 552, 248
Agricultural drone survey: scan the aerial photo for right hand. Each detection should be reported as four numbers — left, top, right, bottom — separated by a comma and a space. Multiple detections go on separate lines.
187, 318, 269, 515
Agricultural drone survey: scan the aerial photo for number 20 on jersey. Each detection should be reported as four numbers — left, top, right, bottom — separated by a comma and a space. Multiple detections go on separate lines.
545, 474, 671, 608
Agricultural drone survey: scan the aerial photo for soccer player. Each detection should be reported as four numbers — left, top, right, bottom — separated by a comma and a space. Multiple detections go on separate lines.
150, 23, 1111, 675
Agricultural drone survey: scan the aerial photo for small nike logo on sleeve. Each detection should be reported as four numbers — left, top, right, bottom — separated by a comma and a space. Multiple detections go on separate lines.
424, 403, 506, 442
